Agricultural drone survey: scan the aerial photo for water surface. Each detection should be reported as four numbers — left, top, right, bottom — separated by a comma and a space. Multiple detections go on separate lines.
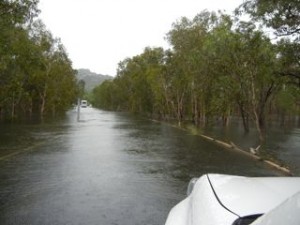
0, 108, 286, 225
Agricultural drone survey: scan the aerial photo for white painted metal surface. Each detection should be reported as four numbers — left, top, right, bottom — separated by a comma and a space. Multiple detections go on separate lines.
251, 191, 300, 225
165, 174, 300, 225
208, 174, 300, 217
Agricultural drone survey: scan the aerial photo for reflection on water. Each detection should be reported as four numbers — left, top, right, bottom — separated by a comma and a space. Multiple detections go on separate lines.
0, 108, 297, 225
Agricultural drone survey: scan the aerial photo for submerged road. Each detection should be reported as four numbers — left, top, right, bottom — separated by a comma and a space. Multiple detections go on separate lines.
0, 108, 282, 225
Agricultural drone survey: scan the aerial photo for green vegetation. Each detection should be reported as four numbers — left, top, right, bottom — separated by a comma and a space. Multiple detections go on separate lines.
236, 0, 300, 37
0, 0, 78, 121
91, 1, 300, 145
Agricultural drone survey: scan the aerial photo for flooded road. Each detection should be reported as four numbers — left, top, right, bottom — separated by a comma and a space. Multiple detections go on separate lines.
0, 108, 285, 225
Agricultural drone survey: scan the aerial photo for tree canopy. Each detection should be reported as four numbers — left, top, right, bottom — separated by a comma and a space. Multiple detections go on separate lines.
91, 9, 300, 145
0, 0, 78, 121
237, 0, 300, 38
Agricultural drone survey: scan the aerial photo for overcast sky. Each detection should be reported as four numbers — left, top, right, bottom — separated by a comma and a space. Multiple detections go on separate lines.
38, 0, 244, 76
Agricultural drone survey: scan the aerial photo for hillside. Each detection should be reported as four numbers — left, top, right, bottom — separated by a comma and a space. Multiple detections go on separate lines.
76, 69, 113, 92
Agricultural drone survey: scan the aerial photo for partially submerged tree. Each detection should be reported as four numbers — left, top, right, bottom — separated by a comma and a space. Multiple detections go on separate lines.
0, 1, 77, 121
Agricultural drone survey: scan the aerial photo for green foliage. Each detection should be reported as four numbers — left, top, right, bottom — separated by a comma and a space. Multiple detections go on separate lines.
91, 8, 299, 143
91, 80, 113, 109
237, 0, 300, 37
276, 86, 300, 114
0, 1, 78, 121
276, 39, 300, 84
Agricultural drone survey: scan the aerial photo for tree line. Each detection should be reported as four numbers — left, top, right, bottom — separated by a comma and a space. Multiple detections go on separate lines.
91, 0, 300, 144
0, 0, 79, 122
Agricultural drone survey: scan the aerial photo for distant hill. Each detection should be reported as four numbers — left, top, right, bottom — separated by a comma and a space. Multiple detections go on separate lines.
76, 69, 113, 92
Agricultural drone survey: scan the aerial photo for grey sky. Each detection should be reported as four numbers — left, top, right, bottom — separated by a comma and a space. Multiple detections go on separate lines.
39, 0, 244, 76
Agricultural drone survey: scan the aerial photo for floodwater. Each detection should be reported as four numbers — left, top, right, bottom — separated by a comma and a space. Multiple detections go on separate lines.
204, 118, 300, 176
0, 108, 291, 225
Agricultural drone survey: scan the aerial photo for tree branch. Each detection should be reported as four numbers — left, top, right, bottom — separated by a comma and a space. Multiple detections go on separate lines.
278, 71, 300, 79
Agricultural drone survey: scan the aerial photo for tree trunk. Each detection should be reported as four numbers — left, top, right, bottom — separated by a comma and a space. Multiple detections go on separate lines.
162, 84, 172, 119
222, 108, 231, 127
192, 95, 200, 126
171, 91, 185, 126
11, 92, 15, 121
250, 75, 265, 144
28, 98, 33, 119
40, 84, 47, 119
200, 105, 206, 127
237, 100, 249, 132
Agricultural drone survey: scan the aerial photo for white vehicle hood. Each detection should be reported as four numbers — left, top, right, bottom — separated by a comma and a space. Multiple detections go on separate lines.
251, 191, 300, 225
208, 174, 300, 217
165, 174, 300, 225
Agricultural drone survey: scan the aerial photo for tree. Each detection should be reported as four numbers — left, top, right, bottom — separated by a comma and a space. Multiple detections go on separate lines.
28, 20, 77, 118
166, 11, 220, 126
91, 80, 115, 109
0, 0, 39, 120
237, 0, 300, 37
235, 25, 279, 143
276, 39, 300, 84
91, 9, 293, 147
199, 17, 280, 143
237, 0, 300, 130
140, 47, 168, 118
0, 3, 77, 121
237, 0, 300, 81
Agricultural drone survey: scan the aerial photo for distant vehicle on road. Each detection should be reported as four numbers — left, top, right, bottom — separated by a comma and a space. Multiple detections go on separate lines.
80, 100, 88, 108
165, 174, 300, 225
